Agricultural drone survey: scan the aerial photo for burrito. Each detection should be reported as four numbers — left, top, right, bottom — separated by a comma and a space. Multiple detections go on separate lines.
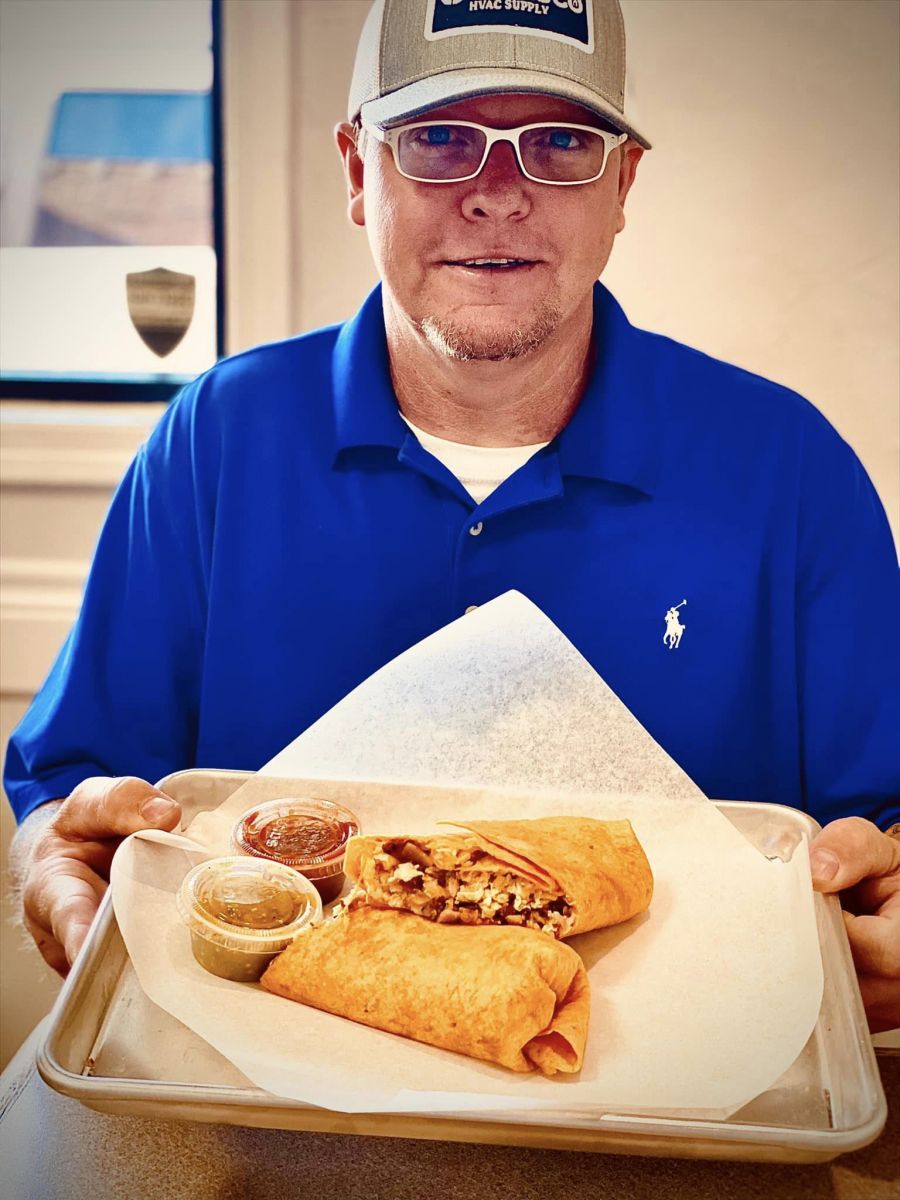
343, 817, 653, 938
261, 907, 589, 1075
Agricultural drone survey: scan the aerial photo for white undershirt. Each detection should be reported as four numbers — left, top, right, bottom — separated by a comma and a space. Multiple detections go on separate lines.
400, 414, 550, 504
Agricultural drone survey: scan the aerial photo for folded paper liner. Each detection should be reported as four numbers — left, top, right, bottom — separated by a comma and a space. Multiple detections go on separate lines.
111, 592, 823, 1118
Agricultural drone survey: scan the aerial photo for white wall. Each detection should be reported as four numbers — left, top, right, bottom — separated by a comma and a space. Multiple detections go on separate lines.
611, 0, 899, 547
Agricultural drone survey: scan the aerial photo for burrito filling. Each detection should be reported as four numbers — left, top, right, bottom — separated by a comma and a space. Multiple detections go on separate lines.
348, 838, 574, 937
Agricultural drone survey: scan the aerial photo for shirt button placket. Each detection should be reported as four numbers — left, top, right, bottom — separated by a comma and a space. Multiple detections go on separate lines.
462, 519, 484, 614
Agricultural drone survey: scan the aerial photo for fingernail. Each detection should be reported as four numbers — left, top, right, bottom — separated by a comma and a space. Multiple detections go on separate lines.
140, 796, 177, 823
810, 849, 840, 881
65, 923, 91, 965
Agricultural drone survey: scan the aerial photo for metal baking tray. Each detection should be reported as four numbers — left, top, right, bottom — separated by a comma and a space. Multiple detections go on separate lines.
37, 770, 887, 1163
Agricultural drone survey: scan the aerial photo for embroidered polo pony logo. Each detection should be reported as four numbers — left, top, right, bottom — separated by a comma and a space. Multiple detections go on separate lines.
663, 599, 687, 650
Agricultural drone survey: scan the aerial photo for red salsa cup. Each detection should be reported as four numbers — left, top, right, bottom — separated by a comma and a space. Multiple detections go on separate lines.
231, 798, 360, 904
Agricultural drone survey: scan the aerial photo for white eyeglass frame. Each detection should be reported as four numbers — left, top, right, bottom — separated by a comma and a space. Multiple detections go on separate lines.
359, 119, 628, 186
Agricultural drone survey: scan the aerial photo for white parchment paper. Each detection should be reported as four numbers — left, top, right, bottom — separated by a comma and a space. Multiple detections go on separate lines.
111, 592, 824, 1117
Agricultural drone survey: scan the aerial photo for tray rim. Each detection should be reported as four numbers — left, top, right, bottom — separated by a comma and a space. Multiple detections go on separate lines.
35, 772, 889, 1158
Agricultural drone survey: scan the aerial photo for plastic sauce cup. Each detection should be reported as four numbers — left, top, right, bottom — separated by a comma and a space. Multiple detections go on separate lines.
176, 856, 322, 982
231, 798, 360, 904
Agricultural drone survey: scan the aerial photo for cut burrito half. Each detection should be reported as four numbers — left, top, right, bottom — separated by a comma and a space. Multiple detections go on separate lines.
261, 906, 589, 1075
343, 817, 653, 938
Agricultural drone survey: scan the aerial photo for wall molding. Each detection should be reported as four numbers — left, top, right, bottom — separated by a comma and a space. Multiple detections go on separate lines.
0, 556, 84, 694
0, 402, 163, 488
1, 555, 86, 608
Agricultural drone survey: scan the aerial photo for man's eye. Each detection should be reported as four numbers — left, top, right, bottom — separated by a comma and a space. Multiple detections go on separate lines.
422, 126, 454, 145
547, 128, 581, 150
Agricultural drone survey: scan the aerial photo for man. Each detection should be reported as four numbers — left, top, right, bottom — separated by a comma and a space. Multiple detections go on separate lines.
6, 0, 899, 1027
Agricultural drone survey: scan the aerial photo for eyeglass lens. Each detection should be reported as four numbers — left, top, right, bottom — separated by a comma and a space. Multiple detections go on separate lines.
395, 124, 608, 183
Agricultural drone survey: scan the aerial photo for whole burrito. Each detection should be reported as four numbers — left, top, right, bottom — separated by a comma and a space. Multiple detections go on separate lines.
343, 817, 653, 938
261, 907, 589, 1076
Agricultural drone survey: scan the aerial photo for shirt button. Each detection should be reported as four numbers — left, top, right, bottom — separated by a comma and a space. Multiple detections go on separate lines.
469, 521, 483, 536
464, 605, 478, 614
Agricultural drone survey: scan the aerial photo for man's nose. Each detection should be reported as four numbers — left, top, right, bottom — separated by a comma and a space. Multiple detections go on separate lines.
460, 139, 531, 221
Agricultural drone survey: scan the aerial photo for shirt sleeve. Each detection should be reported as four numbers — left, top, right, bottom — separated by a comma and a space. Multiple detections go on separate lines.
795, 412, 900, 830
3, 384, 211, 823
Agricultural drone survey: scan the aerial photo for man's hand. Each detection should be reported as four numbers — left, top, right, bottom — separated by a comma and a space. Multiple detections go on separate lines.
809, 816, 900, 1033
12, 777, 182, 976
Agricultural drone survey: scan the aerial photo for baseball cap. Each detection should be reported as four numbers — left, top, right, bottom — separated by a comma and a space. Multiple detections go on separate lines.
349, 0, 650, 149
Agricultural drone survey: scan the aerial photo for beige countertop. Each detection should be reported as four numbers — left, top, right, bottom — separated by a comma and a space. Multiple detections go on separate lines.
1, 1024, 897, 1200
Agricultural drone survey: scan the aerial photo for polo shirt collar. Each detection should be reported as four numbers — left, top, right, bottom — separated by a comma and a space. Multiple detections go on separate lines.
332, 285, 406, 456
332, 282, 660, 497
554, 284, 661, 496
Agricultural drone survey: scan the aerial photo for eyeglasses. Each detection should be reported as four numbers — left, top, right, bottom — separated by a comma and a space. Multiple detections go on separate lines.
360, 120, 628, 186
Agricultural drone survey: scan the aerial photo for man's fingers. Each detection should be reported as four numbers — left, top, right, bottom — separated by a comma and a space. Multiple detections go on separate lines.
842, 872, 900, 917
856, 972, 900, 1034
19, 777, 179, 971
25, 860, 108, 967
809, 817, 900, 894
843, 909, 900, 978
24, 914, 70, 978
51, 871, 107, 965
52, 776, 181, 841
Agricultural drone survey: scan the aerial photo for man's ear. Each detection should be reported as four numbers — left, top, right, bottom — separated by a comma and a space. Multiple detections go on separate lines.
335, 122, 366, 228
614, 141, 643, 234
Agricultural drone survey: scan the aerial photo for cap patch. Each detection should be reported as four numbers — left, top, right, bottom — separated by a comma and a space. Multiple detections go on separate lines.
425, 0, 594, 53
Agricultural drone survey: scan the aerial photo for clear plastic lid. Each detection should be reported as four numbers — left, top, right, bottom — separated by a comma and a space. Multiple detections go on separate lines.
231, 798, 360, 873
176, 856, 323, 952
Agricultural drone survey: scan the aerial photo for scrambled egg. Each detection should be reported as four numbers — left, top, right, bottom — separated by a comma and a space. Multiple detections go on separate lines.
365, 848, 573, 936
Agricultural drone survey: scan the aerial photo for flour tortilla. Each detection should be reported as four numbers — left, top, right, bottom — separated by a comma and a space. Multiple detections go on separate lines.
448, 817, 653, 936
261, 907, 589, 1075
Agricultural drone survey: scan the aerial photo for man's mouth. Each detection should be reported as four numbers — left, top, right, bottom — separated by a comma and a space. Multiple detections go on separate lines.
444, 257, 538, 271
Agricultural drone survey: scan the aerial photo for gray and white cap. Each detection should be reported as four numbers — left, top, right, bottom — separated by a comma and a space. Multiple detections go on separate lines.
349, 0, 650, 149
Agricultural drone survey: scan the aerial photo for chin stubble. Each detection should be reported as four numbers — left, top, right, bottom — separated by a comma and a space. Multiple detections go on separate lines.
418, 298, 563, 362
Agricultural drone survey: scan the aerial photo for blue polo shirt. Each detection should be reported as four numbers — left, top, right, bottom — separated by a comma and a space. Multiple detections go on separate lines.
6, 284, 899, 827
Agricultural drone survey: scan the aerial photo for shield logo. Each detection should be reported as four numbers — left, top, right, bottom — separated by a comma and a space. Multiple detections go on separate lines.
126, 267, 195, 357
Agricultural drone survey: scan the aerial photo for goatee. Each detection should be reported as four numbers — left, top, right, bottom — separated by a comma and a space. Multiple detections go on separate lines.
419, 299, 562, 362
